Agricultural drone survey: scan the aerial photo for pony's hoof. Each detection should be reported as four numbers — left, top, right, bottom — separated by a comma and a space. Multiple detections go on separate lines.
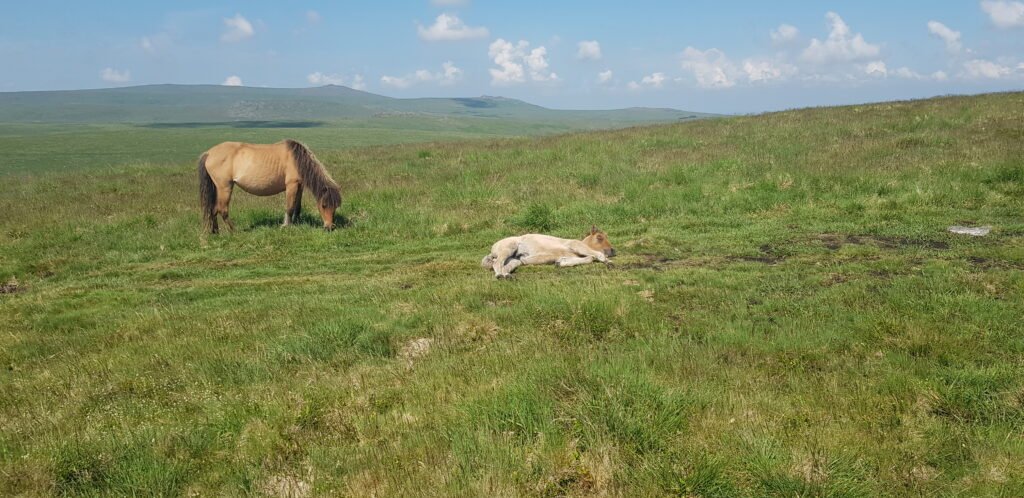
324, 225, 335, 232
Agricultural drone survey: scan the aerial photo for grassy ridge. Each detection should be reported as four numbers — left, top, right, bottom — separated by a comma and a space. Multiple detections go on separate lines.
0, 84, 708, 124
1, 93, 1023, 496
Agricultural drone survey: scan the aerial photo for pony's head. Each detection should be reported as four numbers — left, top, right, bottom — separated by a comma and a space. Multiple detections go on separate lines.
287, 139, 342, 231
582, 225, 616, 258
317, 189, 341, 231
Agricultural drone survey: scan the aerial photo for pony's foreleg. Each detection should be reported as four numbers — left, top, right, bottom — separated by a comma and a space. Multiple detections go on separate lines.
283, 182, 302, 226
292, 184, 302, 224
215, 183, 236, 232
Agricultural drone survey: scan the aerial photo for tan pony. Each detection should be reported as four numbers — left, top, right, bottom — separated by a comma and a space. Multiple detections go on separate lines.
198, 140, 341, 233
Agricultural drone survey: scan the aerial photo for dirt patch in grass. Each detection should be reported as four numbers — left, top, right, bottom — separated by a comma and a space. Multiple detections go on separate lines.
619, 249, 786, 270
818, 234, 950, 251
618, 253, 676, 271
399, 337, 433, 367
262, 473, 312, 498
966, 256, 1024, 270
732, 244, 787, 265
1, 277, 23, 294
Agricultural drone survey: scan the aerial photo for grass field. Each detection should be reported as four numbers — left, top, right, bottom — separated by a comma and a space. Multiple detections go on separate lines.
0, 117, 606, 173
1, 92, 1023, 496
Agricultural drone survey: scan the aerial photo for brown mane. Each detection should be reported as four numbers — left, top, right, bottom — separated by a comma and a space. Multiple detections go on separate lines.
286, 139, 341, 210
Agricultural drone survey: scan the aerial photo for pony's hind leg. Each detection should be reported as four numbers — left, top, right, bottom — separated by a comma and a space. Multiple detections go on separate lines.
283, 181, 302, 226
216, 182, 236, 232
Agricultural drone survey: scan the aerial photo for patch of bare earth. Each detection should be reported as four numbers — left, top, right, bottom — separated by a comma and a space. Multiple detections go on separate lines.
1, 277, 23, 294
399, 337, 433, 367
262, 472, 312, 498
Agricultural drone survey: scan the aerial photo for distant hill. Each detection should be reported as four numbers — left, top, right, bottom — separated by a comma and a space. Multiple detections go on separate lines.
0, 84, 714, 126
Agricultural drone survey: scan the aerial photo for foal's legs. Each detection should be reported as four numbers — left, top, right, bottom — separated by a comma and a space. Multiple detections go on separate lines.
555, 256, 595, 267
502, 258, 523, 275
215, 182, 236, 232
491, 244, 517, 279
283, 181, 302, 226
504, 253, 547, 275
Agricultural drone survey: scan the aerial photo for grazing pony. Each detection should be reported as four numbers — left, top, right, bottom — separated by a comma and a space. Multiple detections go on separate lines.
198, 140, 341, 233
482, 226, 617, 279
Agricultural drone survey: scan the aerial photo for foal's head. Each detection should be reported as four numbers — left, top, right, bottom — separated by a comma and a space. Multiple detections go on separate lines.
582, 226, 616, 257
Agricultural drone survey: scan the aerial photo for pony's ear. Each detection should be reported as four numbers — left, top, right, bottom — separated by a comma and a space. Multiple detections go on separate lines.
590, 225, 598, 234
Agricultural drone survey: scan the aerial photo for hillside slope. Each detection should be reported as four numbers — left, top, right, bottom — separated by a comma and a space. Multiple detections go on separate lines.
0, 92, 1022, 496
0, 84, 711, 124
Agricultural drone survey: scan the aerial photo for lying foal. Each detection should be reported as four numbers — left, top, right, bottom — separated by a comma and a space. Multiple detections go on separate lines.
481, 226, 616, 279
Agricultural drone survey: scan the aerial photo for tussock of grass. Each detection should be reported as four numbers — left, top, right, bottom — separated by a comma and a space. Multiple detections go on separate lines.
1, 93, 1023, 495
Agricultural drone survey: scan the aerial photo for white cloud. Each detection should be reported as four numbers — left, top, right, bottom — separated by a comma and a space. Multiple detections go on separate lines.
678, 47, 795, 87
440, 61, 463, 83
381, 61, 463, 88
627, 72, 667, 90
641, 72, 666, 87
100, 68, 131, 83
597, 69, 613, 83
680, 47, 737, 88
893, 67, 924, 80
864, 61, 888, 77
307, 72, 345, 85
927, 21, 962, 53
525, 46, 556, 81
417, 14, 488, 41
962, 59, 1013, 79
890, 67, 948, 81
380, 75, 412, 89
222, 75, 243, 86
139, 33, 171, 55
770, 24, 799, 44
306, 10, 321, 25
307, 72, 367, 90
801, 12, 881, 64
577, 40, 602, 60
488, 39, 557, 84
221, 14, 254, 43
743, 59, 795, 82
981, 1, 1024, 28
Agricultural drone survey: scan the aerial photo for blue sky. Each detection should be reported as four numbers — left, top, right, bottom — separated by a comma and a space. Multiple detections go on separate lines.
2, 1, 1023, 113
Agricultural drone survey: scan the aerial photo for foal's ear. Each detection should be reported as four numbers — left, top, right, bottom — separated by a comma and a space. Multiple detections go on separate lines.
590, 225, 598, 235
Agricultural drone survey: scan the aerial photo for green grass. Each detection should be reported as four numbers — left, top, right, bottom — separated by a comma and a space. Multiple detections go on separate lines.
0, 116, 620, 173
1, 92, 1023, 496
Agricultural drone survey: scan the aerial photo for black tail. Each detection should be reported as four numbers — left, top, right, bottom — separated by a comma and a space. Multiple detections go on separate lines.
197, 153, 217, 233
